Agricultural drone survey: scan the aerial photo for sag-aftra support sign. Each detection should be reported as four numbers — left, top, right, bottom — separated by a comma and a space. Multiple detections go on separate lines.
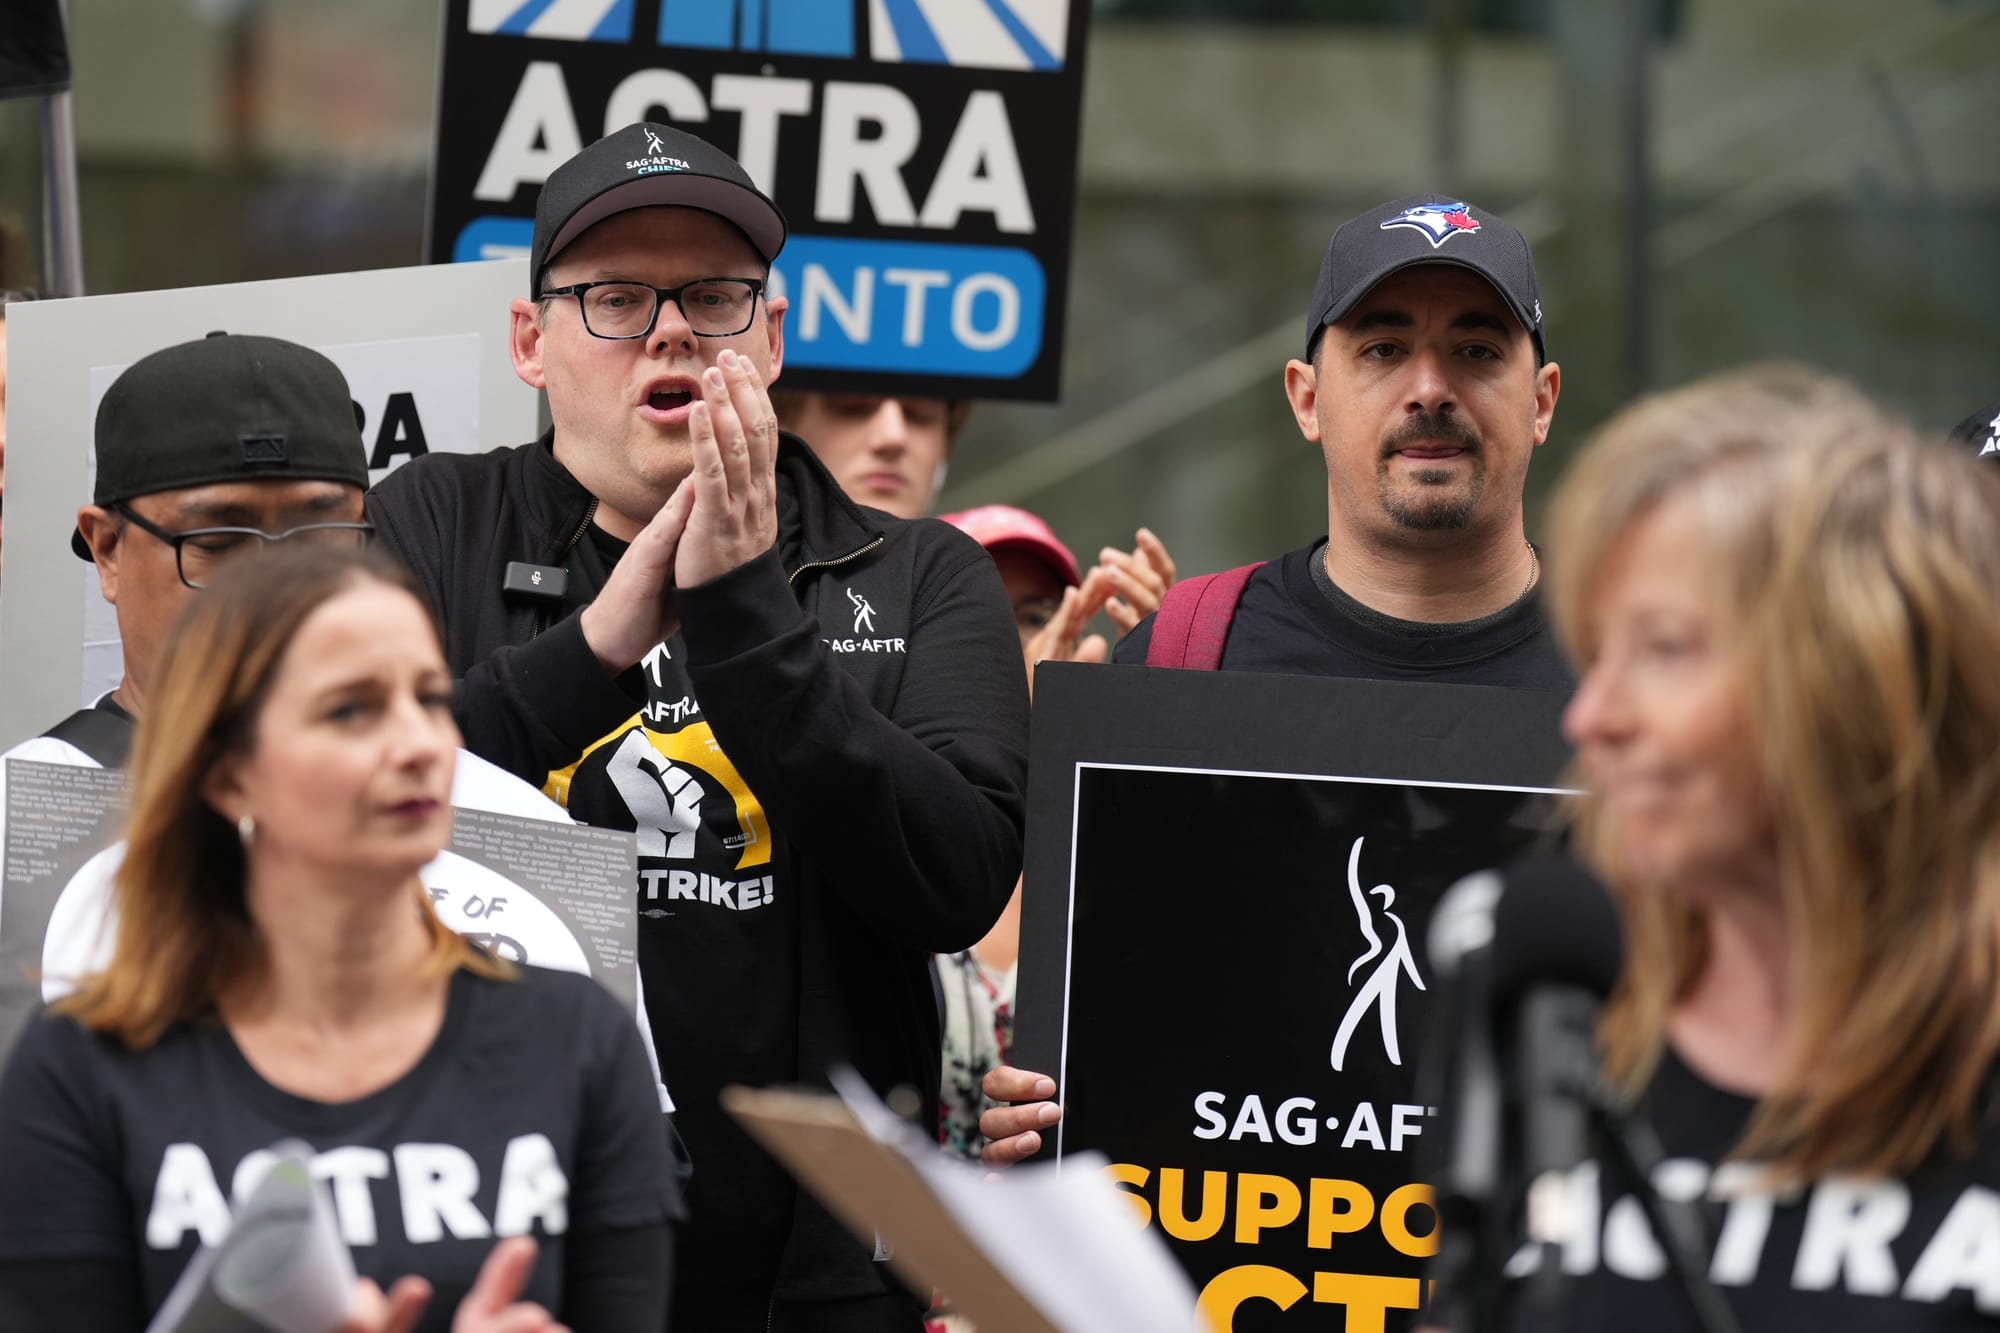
429, 0, 1091, 402
1014, 664, 1573, 1332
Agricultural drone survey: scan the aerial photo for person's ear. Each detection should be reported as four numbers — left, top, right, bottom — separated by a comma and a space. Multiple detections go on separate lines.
76, 506, 124, 605
762, 292, 787, 386
200, 752, 249, 831
1283, 358, 1323, 443
1532, 360, 1561, 446
510, 297, 548, 390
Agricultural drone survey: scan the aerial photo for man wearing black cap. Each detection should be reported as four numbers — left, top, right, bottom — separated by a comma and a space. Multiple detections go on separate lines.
1104, 195, 1569, 684
981, 198, 1574, 1178
0, 328, 592, 868
367, 123, 1027, 1332
64, 332, 375, 747
0, 333, 375, 1015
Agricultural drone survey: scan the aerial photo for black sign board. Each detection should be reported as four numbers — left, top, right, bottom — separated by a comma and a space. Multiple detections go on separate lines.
1015, 664, 1573, 1332
0, 0, 70, 100
427, 0, 1092, 402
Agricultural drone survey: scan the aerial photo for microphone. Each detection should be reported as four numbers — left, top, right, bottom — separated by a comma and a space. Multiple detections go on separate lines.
1419, 854, 1624, 1331
1495, 859, 1622, 1330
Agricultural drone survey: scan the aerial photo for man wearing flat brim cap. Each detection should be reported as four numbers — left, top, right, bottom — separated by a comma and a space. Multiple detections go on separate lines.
0, 333, 682, 1292
73, 332, 374, 717
369, 122, 1028, 1332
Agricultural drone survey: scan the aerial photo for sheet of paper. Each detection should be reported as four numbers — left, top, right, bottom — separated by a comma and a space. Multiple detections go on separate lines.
726, 1070, 1211, 1333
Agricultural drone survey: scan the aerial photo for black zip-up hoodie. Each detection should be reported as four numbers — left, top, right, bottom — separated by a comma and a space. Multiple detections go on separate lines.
368, 432, 1028, 1314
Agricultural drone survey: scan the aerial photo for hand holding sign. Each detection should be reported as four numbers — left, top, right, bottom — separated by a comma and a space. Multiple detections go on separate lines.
978, 1066, 1061, 1168
676, 349, 781, 590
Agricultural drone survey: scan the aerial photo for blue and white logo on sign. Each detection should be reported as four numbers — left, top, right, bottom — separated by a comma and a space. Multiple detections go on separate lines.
657, 0, 1068, 71
469, 0, 634, 43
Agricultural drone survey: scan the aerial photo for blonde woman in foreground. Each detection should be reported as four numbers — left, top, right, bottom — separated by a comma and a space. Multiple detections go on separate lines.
0, 546, 677, 1331
1482, 365, 2000, 1329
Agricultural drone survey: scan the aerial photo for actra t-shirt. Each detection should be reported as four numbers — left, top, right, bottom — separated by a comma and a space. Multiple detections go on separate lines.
0, 966, 677, 1332
1510, 1047, 2000, 1329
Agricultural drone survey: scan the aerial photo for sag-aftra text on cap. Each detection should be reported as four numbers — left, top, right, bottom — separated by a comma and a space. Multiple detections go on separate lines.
528, 122, 788, 296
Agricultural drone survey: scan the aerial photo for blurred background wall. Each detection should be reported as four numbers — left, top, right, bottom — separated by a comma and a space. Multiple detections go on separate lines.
2, 0, 1994, 574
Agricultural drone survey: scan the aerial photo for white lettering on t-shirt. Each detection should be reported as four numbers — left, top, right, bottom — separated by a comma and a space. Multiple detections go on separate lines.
1527, 1152, 2000, 1309
146, 1144, 232, 1249
637, 869, 777, 910
1559, 1161, 1601, 1277
318, 1147, 393, 1247
1902, 1186, 2000, 1311
146, 1140, 573, 1252
231, 1144, 394, 1248
493, 1133, 570, 1237
1604, 1194, 1669, 1281
1709, 1161, 1781, 1287
393, 1144, 493, 1243
1793, 1177, 1909, 1295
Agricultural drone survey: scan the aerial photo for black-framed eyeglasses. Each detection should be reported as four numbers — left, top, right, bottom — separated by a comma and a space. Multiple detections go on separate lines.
538, 278, 766, 340
114, 503, 374, 590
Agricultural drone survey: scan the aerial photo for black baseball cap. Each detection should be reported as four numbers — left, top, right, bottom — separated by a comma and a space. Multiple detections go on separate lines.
1305, 194, 1546, 363
1948, 400, 2000, 461
74, 332, 369, 560
529, 122, 788, 296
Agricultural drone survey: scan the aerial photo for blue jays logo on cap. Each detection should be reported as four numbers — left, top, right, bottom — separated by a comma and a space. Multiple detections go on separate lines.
1380, 201, 1483, 249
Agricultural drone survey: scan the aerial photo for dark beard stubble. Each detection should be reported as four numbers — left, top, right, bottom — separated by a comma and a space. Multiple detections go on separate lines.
1376, 411, 1485, 531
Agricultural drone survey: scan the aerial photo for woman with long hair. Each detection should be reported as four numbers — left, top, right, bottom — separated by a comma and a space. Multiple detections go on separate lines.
1534, 364, 2000, 1326
0, 545, 676, 1331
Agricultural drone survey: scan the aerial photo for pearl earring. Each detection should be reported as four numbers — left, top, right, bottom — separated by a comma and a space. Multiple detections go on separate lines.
236, 814, 256, 847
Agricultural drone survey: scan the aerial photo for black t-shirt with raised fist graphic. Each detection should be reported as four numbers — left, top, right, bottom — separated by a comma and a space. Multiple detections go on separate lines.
565, 524, 802, 1307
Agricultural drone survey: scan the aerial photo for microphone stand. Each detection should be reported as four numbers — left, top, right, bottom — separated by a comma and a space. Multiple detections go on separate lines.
1426, 1083, 1744, 1333
1584, 1087, 1743, 1333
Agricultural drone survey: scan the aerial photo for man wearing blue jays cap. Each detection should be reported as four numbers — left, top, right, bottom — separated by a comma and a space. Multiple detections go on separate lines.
1098, 193, 1569, 681
368, 121, 1028, 1333
981, 199, 1577, 1220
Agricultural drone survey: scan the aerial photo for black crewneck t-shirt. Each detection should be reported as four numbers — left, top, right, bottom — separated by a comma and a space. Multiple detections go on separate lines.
1114, 539, 1576, 692
1506, 1046, 2000, 1329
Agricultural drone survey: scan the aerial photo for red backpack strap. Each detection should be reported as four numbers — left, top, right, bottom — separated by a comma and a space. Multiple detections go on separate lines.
1144, 562, 1265, 670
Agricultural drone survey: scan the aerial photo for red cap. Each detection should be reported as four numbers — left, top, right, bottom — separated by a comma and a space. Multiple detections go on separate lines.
940, 504, 1081, 589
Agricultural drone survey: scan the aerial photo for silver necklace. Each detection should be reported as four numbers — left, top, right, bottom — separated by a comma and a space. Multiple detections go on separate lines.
1515, 541, 1540, 605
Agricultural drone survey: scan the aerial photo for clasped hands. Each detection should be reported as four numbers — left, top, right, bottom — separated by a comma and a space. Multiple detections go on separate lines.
581, 348, 780, 673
